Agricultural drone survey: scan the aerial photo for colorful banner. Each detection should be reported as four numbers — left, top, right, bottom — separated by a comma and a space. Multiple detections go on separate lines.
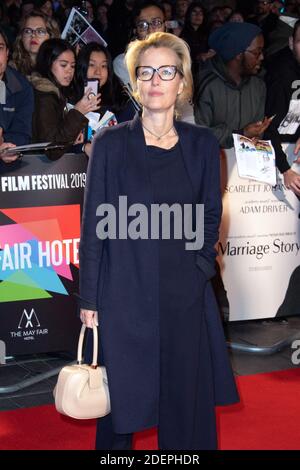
0, 154, 87, 355
219, 145, 300, 321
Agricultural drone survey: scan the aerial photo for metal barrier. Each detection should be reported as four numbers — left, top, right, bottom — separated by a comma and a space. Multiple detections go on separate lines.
227, 333, 300, 355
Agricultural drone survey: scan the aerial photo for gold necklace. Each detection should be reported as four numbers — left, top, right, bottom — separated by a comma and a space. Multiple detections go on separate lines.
142, 121, 177, 141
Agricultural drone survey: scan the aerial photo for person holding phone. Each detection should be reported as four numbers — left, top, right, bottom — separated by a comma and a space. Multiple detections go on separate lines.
29, 38, 101, 160
75, 42, 136, 156
76, 43, 110, 109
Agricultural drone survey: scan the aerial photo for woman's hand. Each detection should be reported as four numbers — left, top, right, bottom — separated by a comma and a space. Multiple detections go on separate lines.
293, 138, 300, 164
80, 309, 99, 329
283, 168, 300, 196
74, 88, 101, 116
0, 129, 18, 162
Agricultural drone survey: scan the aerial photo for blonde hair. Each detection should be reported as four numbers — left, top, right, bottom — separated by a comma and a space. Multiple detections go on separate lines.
125, 32, 193, 112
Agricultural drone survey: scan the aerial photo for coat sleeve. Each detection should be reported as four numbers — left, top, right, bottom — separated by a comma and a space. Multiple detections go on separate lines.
33, 92, 88, 160
264, 76, 292, 174
79, 131, 107, 311
252, 78, 266, 124
196, 133, 222, 280
4, 81, 34, 145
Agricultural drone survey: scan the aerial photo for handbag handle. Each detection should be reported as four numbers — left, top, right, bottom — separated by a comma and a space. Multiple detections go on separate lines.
77, 324, 98, 368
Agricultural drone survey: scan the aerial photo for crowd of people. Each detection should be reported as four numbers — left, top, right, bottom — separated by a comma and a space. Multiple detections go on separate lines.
0, 0, 300, 193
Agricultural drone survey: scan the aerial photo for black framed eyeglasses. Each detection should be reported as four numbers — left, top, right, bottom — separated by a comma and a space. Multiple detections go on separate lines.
136, 18, 164, 31
22, 27, 49, 37
136, 65, 181, 81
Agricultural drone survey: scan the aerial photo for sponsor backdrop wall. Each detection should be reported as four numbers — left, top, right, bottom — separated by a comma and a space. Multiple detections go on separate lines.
220, 145, 300, 321
0, 154, 87, 355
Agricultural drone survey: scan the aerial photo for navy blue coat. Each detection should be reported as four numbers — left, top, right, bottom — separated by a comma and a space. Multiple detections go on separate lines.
0, 66, 34, 145
79, 113, 239, 434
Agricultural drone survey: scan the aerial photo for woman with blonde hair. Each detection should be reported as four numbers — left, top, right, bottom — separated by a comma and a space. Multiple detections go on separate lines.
79, 31, 238, 450
11, 10, 60, 77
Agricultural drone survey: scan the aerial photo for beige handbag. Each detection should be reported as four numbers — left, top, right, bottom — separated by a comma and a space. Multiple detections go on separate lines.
54, 324, 111, 419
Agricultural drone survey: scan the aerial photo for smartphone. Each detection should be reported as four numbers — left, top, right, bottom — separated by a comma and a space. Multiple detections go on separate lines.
84, 79, 99, 99
165, 20, 179, 29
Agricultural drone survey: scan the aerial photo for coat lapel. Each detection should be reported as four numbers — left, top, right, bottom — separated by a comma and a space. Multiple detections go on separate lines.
174, 120, 200, 201
126, 113, 155, 205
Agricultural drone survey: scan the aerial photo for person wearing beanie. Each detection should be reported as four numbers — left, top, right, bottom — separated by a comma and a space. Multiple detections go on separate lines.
208, 21, 263, 62
194, 21, 272, 149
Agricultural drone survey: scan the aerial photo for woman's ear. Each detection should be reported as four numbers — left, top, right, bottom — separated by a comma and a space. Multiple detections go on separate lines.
289, 35, 294, 52
178, 80, 184, 95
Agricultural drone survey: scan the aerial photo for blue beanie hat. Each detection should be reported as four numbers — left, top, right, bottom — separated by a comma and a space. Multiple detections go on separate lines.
208, 22, 262, 62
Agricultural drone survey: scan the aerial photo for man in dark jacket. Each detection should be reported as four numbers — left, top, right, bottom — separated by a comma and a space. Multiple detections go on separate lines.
0, 28, 34, 148
0, 27, 33, 168
106, 0, 136, 58
194, 22, 272, 149
251, 0, 279, 47
265, 19, 300, 196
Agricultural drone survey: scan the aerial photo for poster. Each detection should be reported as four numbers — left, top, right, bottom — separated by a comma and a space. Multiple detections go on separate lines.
62, 7, 107, 48
219, 145, 300, 321
233, 133, 276, 186
0, 153, 87, 355
278, 99, 300, 135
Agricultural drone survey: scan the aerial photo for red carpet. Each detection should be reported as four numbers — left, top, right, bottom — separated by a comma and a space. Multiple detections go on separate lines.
1, 368, 299, 450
